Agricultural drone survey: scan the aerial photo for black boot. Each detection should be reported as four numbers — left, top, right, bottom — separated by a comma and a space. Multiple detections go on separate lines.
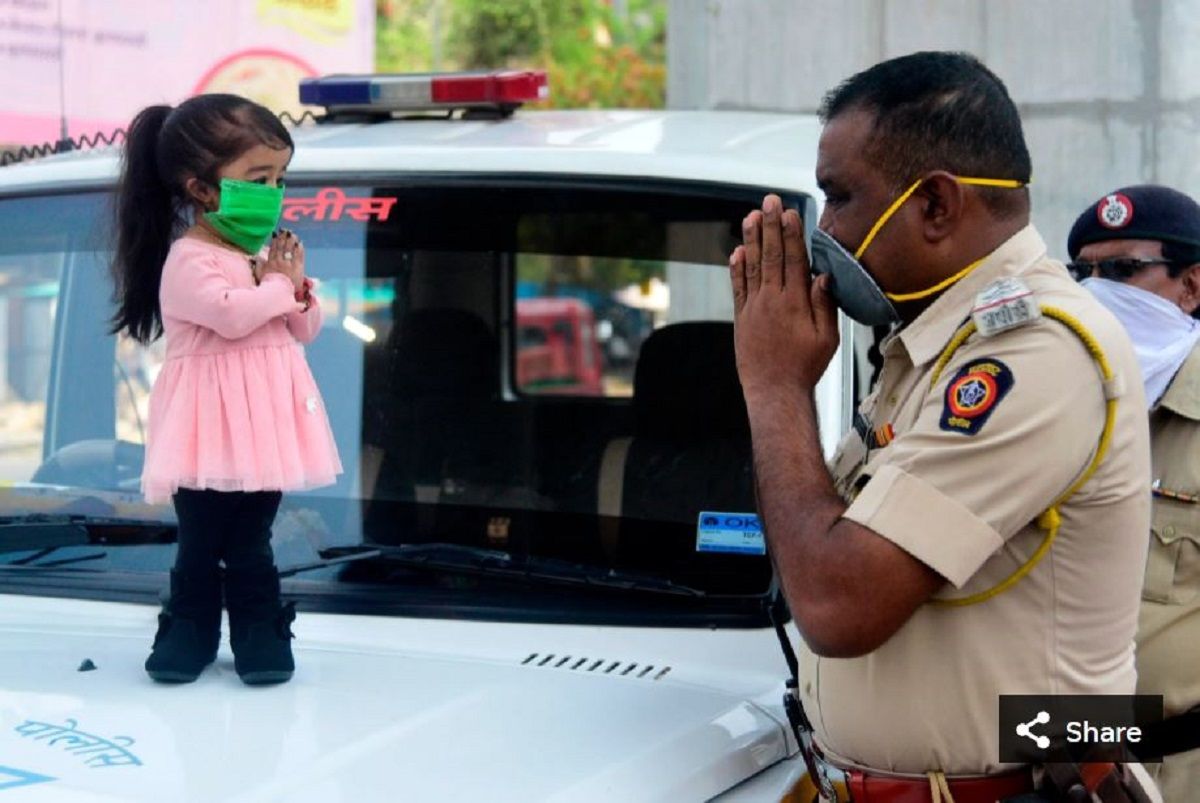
145, 568, 221, 683
226, 567, 295, 685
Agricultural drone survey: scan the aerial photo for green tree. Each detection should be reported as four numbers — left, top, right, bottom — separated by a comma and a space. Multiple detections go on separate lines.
377, 0, 435, 72
375, 0, 666, 109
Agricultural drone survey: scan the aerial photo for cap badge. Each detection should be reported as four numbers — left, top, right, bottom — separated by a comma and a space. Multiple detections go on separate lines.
1097, 193, 1134, 229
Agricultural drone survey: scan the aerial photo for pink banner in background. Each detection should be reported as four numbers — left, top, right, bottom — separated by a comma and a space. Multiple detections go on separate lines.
0, 0, 375, 148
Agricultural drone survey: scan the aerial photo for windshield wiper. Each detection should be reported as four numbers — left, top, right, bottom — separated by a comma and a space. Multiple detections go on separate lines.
281, 543, 707, 597
0, 551, 109, 571
0, 512, 174, 531
0, 514, 173, 542
0, 514, 174, 570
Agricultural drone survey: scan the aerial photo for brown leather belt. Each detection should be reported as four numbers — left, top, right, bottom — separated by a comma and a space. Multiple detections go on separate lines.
843, 767, 1035, 802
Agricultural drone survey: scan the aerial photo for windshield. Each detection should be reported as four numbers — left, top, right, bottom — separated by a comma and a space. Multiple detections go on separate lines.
0, 179, 808, 624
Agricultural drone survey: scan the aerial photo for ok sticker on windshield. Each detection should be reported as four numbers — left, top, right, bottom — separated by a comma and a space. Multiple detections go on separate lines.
696, 512, 766, 556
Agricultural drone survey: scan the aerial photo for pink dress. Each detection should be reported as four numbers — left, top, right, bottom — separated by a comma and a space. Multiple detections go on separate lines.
141, 237, 343, 504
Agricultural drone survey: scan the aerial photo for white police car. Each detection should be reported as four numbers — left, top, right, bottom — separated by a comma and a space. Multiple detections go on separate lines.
0, 71, 854, 801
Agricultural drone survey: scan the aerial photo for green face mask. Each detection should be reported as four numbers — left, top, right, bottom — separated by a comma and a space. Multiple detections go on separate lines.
203, 178, 284, 254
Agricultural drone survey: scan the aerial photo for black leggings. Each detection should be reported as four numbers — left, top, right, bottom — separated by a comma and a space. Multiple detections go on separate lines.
172, 489, 282, 575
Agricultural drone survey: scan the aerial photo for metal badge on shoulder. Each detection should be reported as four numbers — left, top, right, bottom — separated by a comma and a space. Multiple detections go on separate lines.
971, 278, 1041, 337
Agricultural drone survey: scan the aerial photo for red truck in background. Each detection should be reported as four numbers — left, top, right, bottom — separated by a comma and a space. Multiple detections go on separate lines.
515, 297, 605, 396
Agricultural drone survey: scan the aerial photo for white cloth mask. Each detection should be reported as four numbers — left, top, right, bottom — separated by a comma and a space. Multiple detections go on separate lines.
1083, 277, 1200, 406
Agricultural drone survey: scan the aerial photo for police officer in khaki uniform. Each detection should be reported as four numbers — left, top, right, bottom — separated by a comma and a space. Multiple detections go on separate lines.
730, 52, 1156, 801
1067, 185, 1200, 803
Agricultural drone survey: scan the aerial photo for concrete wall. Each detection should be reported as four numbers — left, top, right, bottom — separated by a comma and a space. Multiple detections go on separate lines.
668, 0, 1200, 259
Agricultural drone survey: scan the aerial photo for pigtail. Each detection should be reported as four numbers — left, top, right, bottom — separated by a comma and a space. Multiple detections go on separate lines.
110, 104, 179, 344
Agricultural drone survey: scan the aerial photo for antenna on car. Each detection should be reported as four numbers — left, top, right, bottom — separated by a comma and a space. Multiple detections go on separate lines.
278, 109, 323, 128
1, 128, 126, 167
1, 104, 319, 168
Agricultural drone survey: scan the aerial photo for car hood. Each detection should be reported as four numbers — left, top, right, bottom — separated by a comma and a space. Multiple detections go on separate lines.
0, 596, 791, 802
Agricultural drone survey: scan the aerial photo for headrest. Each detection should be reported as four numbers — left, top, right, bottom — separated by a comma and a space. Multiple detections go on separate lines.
632, 321, 749, 440
389, 308, 498, 397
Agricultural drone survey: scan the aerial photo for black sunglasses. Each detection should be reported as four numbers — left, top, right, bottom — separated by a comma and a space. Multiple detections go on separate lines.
1064, 257, 1183, 281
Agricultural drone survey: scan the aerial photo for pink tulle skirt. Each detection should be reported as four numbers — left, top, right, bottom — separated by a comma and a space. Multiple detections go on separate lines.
141, 343, 343, 505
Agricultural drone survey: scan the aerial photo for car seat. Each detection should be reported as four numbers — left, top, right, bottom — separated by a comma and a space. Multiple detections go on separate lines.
367, 307, 527, 543
595, 321, 754, 563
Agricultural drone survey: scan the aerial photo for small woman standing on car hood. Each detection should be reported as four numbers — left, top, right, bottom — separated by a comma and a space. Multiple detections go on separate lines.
109, 95, 342, 686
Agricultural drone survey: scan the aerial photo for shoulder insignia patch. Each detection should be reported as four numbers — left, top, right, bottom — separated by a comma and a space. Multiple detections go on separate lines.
939, 357, 1014, 436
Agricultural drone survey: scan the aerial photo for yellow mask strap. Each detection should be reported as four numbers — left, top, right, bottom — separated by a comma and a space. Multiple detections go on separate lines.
853, 178, 922, 260
853, 176, 1026, 301
886, 257, 985, 302
955, 177, 1026, 189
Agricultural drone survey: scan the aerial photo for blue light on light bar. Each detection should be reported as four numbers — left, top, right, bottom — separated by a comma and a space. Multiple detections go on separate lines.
299, 76, 377, 107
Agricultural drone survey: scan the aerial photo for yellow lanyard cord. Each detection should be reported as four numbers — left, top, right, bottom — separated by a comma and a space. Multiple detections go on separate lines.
928, 771, 957, 803
927, 306, 1118, 608
854, 176, 1026, 302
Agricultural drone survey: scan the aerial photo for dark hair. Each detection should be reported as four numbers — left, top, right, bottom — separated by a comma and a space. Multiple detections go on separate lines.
110, 94, 293, 344
819, 51, 1032, 219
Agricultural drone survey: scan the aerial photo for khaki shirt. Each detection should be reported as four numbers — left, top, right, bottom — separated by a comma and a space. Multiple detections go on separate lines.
799, 226, 1151, 775
1136, 343, 1200, 718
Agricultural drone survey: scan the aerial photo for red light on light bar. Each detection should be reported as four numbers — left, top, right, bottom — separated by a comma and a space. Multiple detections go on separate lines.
431, 70, 549, 105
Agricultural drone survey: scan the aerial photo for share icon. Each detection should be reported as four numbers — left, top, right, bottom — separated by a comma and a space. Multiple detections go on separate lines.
1015, 710, 1051, 750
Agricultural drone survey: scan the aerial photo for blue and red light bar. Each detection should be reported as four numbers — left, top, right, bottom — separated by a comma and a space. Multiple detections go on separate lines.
299, 70, 549, 114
